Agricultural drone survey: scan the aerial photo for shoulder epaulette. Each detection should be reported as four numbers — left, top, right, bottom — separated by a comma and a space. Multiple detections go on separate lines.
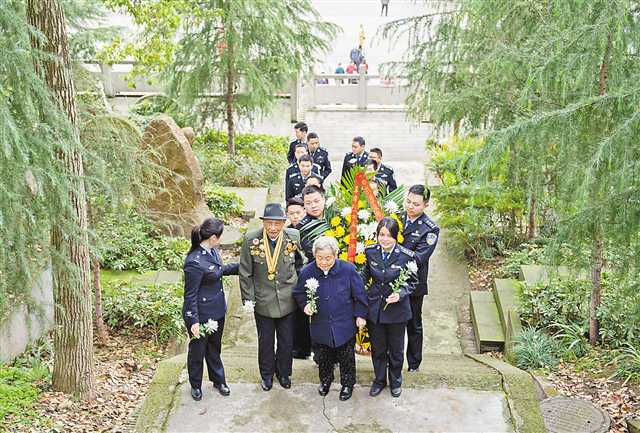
398, 245, 415, 257
424, 216, 438, 229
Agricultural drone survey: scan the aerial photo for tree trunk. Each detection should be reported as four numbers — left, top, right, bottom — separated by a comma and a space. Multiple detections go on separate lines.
27, 0, 95, 400
225, 39, 236, 154
527, 192, 536, 239
92, 255, 109, 345
586, 34, 612, 346
589, 227, 604, 345
453, 118, 461, 137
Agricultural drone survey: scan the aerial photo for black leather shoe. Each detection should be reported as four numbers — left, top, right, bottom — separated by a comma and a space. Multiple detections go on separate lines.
261, 378, 273, 391
277, 375, 291, 389
369, 383, 386, 397
191, 388, 202, 401
214, 382, 230, 396
408, 367, 419, 372
391, 386, 402, 397
318, 382, 331, 396
339, 386, 353, 401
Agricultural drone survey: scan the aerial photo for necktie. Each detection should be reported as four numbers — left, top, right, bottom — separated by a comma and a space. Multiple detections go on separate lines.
383, 252, 389, 263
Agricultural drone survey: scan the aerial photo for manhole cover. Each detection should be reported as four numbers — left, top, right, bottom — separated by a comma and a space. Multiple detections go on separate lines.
541, 396, 610, 433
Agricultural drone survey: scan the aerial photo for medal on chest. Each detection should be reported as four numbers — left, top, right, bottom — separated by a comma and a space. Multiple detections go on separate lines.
263, 232, 284, 281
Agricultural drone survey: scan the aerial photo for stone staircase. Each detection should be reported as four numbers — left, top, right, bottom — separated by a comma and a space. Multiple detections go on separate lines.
469, 264, 574, 361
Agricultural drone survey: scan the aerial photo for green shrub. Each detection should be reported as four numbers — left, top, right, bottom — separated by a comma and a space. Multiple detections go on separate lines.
96, 207, 189, 272
549, 322, 590, 360
0, 364, 49, 429
128, 94, 189, 129
204, 183, 243, 219
518, 276, 590, 330
612, 343, 640, 384
102, 281, 185, 343
194, 130, 288, 187
513, 327, 560, 370
498, 243, 546, 278
597, 279, 640, 347
430, 136, 526, 258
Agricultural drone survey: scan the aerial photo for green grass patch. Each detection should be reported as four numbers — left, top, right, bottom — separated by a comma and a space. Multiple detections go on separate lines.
0, 364, 49, 430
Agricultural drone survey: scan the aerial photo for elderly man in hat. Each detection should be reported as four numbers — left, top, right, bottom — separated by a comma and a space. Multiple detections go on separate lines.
239, 203, 305, 391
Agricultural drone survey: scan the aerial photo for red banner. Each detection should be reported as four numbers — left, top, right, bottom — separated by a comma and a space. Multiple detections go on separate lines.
347, 172, 385, 262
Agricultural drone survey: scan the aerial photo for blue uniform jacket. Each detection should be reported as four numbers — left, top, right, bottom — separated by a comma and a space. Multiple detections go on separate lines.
340, 150, 370, 181
400, 212, 439, 296
309, 147, 332, 179
375, 163, 398, 193
183, 247, 239, 327
284, 163, 321, 200
361, 244, 418, 324
293, 260, 368, 348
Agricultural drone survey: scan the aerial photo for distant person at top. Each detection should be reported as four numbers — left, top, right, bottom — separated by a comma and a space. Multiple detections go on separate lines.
350, 45, 364, 70
335, 62, 345, 84
346, 61, 357, 84
381, 0, 390, 16
288, 122, 308, 164
358, 60, 368, 75
358, 24, 365, 48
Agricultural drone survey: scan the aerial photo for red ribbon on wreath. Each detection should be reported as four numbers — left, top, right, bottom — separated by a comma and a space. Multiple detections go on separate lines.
347, 172, 385, 262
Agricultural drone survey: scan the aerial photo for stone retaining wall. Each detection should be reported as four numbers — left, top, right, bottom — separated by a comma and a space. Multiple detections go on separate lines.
0, 267, 54, 363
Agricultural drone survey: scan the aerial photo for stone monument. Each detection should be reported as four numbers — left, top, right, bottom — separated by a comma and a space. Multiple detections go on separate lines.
141, 115, 211, 237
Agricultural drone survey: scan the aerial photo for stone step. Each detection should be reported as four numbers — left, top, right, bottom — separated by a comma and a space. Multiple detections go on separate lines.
140, 270, 183, 286
221, 187, 268, 219
196, 351, 502, 391
469, 291, 505, 353
493, 279, 520, 332
492, 279, 523, 363
518, 264, 571, 285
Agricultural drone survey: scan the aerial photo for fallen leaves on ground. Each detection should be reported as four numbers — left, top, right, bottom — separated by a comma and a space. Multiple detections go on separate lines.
27, 330, 166, 433
547, 363, 639, 433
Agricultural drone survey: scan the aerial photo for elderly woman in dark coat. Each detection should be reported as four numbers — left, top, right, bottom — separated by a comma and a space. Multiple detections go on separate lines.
293, 236, 368, 401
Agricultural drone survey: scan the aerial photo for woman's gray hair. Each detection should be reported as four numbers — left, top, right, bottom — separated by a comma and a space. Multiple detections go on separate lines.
312, 236, 339, 257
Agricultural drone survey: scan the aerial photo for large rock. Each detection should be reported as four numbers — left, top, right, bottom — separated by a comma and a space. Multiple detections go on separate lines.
141, 116, 211, 237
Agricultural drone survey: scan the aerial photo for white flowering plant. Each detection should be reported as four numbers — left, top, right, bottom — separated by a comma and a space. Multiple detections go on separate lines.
193, 318, 219, 339
242, 300, 255, 313
305, 277, 320, 314
385, 260, 418, 311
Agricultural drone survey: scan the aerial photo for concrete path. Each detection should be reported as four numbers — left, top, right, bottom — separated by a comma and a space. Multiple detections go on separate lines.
166, 384, 511, 433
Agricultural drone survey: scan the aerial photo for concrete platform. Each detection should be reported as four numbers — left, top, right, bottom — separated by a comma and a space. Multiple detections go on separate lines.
166, 384, 513, 433
222, 187, 268, 219
470, 291, 505, 352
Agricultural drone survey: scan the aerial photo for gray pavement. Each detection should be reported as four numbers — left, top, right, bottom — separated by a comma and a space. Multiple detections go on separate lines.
166, 384, 512, 433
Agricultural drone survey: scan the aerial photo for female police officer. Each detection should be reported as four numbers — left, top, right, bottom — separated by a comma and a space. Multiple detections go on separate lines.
183, 218, 239, 400
361, 217, 418, 398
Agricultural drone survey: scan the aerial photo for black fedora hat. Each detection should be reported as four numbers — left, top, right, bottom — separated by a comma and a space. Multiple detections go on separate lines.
259, 203, 288, 220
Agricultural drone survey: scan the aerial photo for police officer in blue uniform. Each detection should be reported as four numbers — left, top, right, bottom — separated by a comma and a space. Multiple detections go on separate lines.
400, 185, 439, 372
287, 122, 308, 164
369, 148, 398, 193
340, 136, 369, 183
293, 236, 367, 401
286, 155, 318, 200
285, 143, 309, 184
361, 217, 418, 398
307, 132, 332, 180
183, 218, 239, 400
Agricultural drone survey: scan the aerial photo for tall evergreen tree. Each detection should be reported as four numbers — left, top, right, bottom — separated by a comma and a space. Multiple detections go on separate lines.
27, 0, 95, 398
385, 0, 640, 344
